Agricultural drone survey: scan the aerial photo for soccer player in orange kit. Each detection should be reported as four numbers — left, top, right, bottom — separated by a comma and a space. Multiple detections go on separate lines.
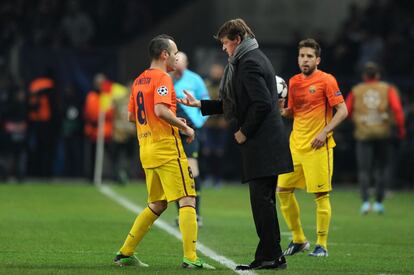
277, 38, 348, 257
113, 34, 214, 269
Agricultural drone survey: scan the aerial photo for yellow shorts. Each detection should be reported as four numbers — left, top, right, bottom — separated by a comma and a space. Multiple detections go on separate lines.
144, 158, 196, 203
278, 147, 333, 193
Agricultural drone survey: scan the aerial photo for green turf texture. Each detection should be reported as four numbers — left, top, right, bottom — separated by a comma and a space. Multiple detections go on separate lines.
0, 182, 413, 274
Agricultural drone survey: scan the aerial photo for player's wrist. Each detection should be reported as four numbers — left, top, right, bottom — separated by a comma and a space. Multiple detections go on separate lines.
280, 108, 290, 117
194, 100, 201, 107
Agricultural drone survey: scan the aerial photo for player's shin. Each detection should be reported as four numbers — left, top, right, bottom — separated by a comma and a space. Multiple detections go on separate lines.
179, 206, 198, 261
277, 191, 306, 243
120, 207, 158, 256
315, 194, 331, 249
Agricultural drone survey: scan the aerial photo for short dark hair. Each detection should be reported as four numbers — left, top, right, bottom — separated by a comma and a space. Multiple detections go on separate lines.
148, 34, 174, 60
214, 18, 255, 41
363, 61, 380, 79
298, 38, 321, 57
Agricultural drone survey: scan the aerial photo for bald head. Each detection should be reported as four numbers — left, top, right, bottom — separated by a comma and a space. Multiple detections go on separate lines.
175, 51, 188, 72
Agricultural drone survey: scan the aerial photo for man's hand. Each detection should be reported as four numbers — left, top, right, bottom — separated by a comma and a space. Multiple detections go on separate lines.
278, 98, 286, 109
234, 129, 247, 144
177, 90, 201, 107
177, 117, 187, 125
311, 129, 328, 149
181, 126, 195, 144
279, 99, 292, 118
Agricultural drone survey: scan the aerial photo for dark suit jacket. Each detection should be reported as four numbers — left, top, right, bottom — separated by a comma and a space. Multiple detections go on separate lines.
200, 48, 293, 182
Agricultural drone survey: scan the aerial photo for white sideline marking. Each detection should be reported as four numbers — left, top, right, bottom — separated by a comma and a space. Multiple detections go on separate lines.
99, 185, 257, 275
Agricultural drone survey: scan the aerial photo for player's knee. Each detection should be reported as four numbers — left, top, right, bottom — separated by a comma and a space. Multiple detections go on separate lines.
315, 192, 329, 198
178, 196, 196, 208
148, 201, 168, 215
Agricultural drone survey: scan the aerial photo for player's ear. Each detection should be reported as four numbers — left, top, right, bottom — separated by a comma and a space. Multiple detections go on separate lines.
316, 57, 321, 66
161, 49, 169, 59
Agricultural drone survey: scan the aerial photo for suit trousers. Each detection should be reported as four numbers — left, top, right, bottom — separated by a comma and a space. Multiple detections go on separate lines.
248, 176, 283, 261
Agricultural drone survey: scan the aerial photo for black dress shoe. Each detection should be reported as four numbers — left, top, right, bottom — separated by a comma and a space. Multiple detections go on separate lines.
235, 264, 253, 271
235, 256, 287, 270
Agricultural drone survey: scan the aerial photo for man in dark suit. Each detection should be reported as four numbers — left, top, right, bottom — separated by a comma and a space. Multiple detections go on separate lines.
178, 18, 293, 270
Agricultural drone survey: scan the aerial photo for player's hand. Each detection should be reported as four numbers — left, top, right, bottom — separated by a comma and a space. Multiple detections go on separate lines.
234, 129, 247, 144
280, 108, 292, 118
177, 117, 187, 125
311, 130, 327, 149
181, 126, 195, 144
280, 108, 288, 117
177, 90, 201, 107
278, 99, 291, 117
278, 98, 286, 109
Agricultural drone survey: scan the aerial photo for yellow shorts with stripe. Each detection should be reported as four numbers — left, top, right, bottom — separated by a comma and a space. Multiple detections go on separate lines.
144, 158, 196, 203
278, 147, 333, 193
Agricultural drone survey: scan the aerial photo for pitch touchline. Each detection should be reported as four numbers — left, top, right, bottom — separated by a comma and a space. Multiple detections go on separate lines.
99, 185, 257, 275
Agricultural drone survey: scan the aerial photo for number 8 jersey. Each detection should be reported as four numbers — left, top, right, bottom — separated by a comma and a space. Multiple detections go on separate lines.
128, 68, 186, 168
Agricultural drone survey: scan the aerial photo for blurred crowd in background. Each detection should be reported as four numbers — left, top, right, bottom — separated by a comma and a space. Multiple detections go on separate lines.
0, 0, 414, 189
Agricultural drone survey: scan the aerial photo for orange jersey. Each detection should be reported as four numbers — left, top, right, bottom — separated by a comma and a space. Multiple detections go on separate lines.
128, 68, 185, 168
288, 70, 344, 153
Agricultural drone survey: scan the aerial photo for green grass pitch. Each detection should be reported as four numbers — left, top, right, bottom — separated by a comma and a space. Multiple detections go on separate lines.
0, 182, 413, 274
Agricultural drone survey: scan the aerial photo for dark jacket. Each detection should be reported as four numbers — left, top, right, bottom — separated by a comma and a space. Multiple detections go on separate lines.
201, 48, 293, 182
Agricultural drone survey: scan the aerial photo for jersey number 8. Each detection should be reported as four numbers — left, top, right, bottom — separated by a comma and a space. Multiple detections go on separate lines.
136, 91, 147, 125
